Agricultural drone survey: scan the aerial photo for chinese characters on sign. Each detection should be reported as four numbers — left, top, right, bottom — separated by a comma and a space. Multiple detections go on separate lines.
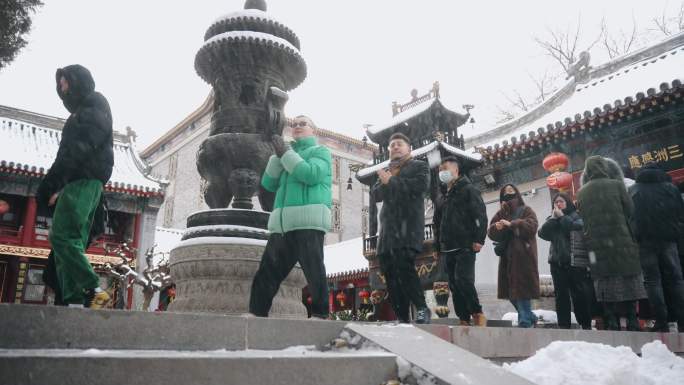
628, 144, 682, 169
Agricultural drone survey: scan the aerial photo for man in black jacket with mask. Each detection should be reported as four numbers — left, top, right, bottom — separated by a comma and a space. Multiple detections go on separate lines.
629, 163, 684, 332
37, 65, 114, 309
433, 156, 488, 326
372, 133, 431, 323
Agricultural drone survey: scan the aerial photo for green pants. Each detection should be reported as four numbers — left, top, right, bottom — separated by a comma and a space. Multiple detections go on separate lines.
48, 179, 102, 304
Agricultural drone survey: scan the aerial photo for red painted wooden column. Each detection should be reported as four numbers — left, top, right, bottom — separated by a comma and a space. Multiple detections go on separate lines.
21, 197, 37, 246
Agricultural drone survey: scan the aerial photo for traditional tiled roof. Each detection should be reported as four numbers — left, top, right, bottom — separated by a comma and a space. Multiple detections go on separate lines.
324, 237, 369, 280
366, 97, 470, 145
0, 108, 164, 196
468, 32, 684, 162
356, 140, 482, 179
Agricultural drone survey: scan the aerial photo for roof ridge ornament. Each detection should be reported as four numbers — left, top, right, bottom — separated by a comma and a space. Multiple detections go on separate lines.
391, 81, 441, 116
566, 51, 592, 82
244, 0, 267, 11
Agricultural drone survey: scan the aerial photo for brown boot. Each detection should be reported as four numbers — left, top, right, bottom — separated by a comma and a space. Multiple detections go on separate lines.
473, 313, 487, 327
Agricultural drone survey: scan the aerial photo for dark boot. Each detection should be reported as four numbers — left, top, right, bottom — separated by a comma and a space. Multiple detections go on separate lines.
415, 307, 431, 324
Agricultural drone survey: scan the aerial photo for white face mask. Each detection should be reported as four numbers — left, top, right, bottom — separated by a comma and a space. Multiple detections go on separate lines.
439, 170, 454, 184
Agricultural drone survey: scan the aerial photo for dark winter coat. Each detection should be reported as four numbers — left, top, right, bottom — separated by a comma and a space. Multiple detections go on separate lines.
538, 201, 588, 268
628, 165, 684, 243
488, 185, 541, 300
373, 159, 430, 255
433, 176, 488, 252
576, 156, 641, 278
36, 65, 114, 207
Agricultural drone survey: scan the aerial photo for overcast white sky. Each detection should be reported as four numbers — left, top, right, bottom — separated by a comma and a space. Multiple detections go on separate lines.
0, 0, 681, 149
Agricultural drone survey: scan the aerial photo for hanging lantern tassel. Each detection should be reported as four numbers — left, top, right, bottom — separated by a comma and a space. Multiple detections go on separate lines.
336, 291, 347, 307
358, 289, 370, 305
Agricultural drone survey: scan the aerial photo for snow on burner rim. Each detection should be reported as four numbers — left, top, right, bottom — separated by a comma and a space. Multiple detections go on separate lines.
184, 224, 269, 236
208, 9, 297, 38
201, 30, 301, 55
173, 236, 268, 250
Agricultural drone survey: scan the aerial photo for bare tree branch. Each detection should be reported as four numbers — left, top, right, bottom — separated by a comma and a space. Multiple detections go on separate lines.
534, 15, 604, 74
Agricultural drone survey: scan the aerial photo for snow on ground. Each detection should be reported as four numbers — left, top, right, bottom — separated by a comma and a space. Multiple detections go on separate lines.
505, 340, 684, 385
502, 309, 577, 326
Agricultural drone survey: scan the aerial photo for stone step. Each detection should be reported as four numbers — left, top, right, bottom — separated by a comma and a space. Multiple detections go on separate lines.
418, 324, 684, 363
345, 323, 534, 385
0, 348, 397, 385
0, 304, 347, 351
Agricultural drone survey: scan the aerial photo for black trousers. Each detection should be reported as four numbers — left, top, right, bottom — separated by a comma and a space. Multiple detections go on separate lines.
378, 248, 427, 322
550, 263, 594, 329
443, 249, 482, 321
639, 241, 684, 328
249, 230, 328, 318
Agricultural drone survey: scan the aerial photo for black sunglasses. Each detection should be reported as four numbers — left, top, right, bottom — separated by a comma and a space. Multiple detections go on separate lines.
291, 121, 308, 128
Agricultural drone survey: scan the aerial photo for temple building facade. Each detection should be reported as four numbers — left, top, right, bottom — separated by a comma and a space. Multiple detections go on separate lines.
141, 92, 376, 244
0, 105, 165, 307
327, 32, 684, 321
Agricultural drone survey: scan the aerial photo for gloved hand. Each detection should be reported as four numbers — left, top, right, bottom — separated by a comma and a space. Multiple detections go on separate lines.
272, 135, 290, 157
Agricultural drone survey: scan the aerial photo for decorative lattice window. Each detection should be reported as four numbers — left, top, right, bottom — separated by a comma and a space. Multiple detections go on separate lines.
361, 206, 369, 235
163, 199, 175, 228
332, 201, 341, 233
333, 156, 340, 183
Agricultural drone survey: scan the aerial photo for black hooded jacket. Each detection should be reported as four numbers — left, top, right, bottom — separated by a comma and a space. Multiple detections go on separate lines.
538, 194, 587, 267
629, 165, 684, 243
433, 175, 488, 252
36, 65, 114, 206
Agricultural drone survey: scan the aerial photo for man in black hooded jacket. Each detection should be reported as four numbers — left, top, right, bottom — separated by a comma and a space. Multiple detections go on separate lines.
629, 163, 684, 332
432, 156, 488, 326
36, 65, 113, 309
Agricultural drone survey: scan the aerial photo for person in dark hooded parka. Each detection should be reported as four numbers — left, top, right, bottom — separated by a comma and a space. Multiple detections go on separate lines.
629, 163, 684, 332
577, 156, 646, 331
538, 192, 594, 329
36, 65, 114, 309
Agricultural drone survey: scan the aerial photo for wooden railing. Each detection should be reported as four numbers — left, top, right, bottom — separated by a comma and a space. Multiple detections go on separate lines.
363, 223, 435, 256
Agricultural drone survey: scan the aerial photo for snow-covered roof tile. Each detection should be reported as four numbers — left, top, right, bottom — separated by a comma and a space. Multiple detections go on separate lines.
356, 141, 482, 178
367, 98, 437, 136
473, 38, 684, 152
154, 227, 184, 255
0, 116, 163, 195
324, 237, 368, 276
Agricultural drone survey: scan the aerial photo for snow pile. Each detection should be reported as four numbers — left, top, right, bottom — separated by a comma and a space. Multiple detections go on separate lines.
505, 340, 684, 385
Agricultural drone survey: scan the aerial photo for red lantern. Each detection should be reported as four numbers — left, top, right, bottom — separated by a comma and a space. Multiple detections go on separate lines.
543, 152, 570, 173
546, 171, 573, 191
358, 289, 370, 304
336, 291, 347, 307
306, 296, 313, 305
0, 200, 9, 215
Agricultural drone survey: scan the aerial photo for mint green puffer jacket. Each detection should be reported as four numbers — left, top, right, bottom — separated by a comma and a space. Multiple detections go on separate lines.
262, 136, 332, 234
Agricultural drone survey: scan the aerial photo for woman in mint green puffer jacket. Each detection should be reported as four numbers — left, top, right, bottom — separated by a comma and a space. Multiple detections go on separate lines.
261, 135, 332, 234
